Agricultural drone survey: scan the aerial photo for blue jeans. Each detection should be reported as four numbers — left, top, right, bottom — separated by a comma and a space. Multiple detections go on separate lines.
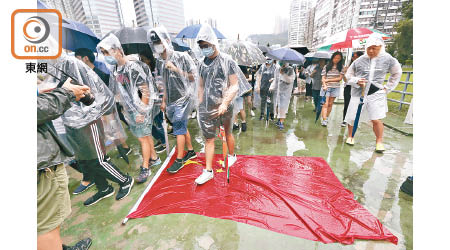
312, 89, 321, 112
152, 111, 165, 144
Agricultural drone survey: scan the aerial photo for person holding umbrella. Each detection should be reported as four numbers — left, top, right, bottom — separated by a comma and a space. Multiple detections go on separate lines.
270, 61, 295, 130
147, 26, 198, 173
97, 34, 161, 184
342, 51, 364, 127
320, 51, 345, 127
255, 57, 278, 121
194, 24, 252, 185
344, 33, 402, 152
310, 59, 327, 112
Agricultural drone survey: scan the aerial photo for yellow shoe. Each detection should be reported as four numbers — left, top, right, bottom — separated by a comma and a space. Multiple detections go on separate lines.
375, 143, 385, 153
345, 137, 355, 145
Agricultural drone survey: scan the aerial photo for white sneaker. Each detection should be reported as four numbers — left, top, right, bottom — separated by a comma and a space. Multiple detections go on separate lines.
321, 119, 328, 127
195, 169, 214, 185
221, 154, 237, 168
250, 110, 255, 117
191, 111, 197, 119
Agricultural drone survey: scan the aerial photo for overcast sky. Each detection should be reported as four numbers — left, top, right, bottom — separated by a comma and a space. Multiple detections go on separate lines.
121, 0, 317, 39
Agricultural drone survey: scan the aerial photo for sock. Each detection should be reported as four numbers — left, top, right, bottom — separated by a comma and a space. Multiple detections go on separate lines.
207, 169, 213, 172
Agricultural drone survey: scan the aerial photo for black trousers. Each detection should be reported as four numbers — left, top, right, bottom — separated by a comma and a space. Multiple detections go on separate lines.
260, 89, 273, 116
67, 120, 128, 191
343, 85, 352, 121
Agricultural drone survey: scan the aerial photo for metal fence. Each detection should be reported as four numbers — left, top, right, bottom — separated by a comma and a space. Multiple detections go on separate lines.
386, 71, 413, 110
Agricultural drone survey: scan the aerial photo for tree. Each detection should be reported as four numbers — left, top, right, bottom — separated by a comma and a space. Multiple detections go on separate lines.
387, 0, 413, 65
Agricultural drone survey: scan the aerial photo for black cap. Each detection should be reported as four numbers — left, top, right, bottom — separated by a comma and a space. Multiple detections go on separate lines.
149, 31, 161, 43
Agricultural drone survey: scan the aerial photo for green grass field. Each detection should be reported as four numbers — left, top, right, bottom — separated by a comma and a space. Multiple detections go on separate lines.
386, 68, 413, 117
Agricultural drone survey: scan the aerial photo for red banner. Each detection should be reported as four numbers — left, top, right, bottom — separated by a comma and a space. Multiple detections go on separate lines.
128, 153, 397, 245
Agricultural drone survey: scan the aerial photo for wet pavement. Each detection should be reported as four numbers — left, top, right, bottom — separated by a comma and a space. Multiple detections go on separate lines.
61, 96, 413, 250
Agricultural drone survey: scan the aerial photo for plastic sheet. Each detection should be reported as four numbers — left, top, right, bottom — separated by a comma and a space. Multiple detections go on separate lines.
148, 26, 199, 123
101, 105, 127, 150
97, 34, 157, 130
45, 54, 115, 129
270, 64, 295, 119
128, 153, 398, 245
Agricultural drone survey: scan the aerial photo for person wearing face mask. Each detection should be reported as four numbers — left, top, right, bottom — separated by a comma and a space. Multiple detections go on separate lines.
195, 24, 252, 185
344, 33, 402, 152
269, 61, 295, 130
147, 26, 198, 173
97, 34, 161, 184
255, 57, 277, 120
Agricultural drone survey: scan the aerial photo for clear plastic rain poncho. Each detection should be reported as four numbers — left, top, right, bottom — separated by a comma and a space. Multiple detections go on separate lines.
97, 34, 157, 134
148, 26, 199, 123
195, 24, 252, 137
270, 63, 295, 119
344, 33, 402, 125
43, 54, 115, 129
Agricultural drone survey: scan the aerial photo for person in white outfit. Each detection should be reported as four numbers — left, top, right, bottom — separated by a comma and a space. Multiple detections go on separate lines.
344, 33, 402, 152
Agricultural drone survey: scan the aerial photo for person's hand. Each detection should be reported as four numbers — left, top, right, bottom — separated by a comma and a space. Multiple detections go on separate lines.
217, 103, 228, 116
322, 85, 328, 91
135, 114, 145, 123
160, 101, 166, 112
269, 88, 274, 93
269, 78, 274, 83
357, 78, 367, 88
62, 78, 90, 101
165, 61, 178, 73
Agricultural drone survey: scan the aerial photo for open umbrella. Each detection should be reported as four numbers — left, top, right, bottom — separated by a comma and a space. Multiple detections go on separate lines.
319, 27, 391, 50
258, 45, 270, 54
351, 85, 366, 137
267, 47, 305, 65
311, 51, 332, 59
315, 95, 326, 123
289, 44, 310, 55
104, 26, 151, 55
61, 19, 100, 52
172, 38, 190, 52
176, 24, 226, 39
222, 40, 266, 66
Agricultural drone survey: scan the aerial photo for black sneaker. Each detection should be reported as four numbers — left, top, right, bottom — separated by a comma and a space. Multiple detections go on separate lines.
400, 176, 413, 196
136, 166, 150, 184
259, 115, 264, 120
83, 186, 114, 207
182, 150, 197, 162
116, 176, 134, 200
63, 238, 92, 250
167, 159, 184, 173
155, 143, 166, 153
241, 122, 247, 132
233, 123, 239, 131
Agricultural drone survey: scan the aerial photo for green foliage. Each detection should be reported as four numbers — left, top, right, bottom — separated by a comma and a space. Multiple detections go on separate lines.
388, 0, 413, 64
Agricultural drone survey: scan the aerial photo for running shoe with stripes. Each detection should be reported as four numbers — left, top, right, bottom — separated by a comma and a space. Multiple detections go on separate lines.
116, 176, 134, 200
83, 186, 114, 207
149, 157, 162, 166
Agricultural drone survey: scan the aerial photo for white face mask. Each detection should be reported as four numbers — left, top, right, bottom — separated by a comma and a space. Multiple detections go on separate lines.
154, 44, 165, 54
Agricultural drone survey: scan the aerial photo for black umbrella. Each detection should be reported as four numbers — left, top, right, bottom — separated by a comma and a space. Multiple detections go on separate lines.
102, 27, 151, 55
289, 44, 310, 55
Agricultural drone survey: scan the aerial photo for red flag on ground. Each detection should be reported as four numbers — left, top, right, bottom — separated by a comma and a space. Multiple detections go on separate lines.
127, 153, 398, 245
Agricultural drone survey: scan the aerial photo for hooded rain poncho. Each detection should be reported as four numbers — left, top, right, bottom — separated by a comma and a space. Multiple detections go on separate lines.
148, 26, 199, 123
195, 24, 252, 138
344, 33, 402, 125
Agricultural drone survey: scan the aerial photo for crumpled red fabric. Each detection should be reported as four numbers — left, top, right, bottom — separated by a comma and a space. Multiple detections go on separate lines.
128, 153, 398, 245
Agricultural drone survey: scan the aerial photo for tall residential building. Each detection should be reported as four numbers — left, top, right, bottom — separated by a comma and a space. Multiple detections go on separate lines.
357, 0, 408, 35
273, 16, 289, 34
40, 0, 76, 20
134, 0, 185, 35
312, 0, 361, 48
304, 6, 315, 48
72, 0, 124, 38
288, 0, 313, 46
312, 0, 334, 47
